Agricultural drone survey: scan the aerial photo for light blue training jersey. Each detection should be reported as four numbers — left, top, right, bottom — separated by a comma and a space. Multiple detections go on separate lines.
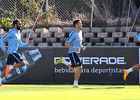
1, 28, 30, 54
66, 30, 83, 53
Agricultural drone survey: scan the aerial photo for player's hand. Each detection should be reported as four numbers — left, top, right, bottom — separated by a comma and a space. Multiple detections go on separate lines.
74, 47, 80, 51
28, 40, 34, 44
82, 46, 86, 51
3, 50, 8, 56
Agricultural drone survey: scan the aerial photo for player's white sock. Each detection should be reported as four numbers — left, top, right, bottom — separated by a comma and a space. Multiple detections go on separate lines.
8, 66, 14, 70
126, 68, 133, 74
0, 78, 2, 82
73, 80, 78, 86
62, 58, 70, 66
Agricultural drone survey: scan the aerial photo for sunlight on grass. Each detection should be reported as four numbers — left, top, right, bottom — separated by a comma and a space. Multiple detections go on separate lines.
0, 85, 140, 100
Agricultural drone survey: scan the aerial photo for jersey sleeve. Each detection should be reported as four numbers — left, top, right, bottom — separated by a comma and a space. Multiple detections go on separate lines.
66, 32, 75, 43
1, 32, 13, 51
19, 40, 30, 47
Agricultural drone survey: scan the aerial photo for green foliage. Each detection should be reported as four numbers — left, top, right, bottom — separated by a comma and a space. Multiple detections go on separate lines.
1, 10, 16, 19
83, 24, 90, 27
0, 18, 13, 31
94, 42, 107, 46
0, 0, 63, 28
82, 42, 87, 46
20, 0, 41, 28
20, 0, 59, 28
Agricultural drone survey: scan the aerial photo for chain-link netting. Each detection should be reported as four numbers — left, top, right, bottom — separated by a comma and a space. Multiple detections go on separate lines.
0, 0, 140, 28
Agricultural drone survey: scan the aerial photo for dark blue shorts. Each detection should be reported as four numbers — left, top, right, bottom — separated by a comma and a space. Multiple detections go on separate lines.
6, 53, 23, 65
69, 52, 81, 67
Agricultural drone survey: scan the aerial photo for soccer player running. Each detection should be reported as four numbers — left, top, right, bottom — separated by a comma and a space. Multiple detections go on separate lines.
55, 19, 86, 87
0, 19, 34, 86
124, 64, 140, 81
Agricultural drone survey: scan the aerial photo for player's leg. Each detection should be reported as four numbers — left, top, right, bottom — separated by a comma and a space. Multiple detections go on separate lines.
131, 64, 140, 71
13, 61, 26, 68
69, 52, 82, 87
5, 53, 25, 76
124, 64, 140, 80
0, 68, 6, 86
0, 63, 25, 86
0, 69, 6, 79
0, 65, 13, 86
73, 65, 82, 87
0, 76, 3, 86
5, 61, 25, 76
0, 54, 14, 86
68, 64, 77, 72
55, 57, 76, 72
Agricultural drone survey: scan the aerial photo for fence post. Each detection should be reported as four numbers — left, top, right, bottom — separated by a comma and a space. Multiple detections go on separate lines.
90, 0, 94, 32
46, 0, 48, 24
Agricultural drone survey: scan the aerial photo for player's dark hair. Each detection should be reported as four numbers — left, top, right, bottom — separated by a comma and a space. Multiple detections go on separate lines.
73, 19, 81, 27
13, 19, 20, 26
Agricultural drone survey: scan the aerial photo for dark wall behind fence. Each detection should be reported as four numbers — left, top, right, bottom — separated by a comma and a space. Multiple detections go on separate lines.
0, 47, 139, 84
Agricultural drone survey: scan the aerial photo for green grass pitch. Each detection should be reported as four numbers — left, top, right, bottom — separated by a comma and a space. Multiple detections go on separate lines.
0, 84, 140, 100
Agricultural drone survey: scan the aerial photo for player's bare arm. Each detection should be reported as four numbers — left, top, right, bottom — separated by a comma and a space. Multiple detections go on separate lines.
28, 40, 34, 44
3, 50, 8, 56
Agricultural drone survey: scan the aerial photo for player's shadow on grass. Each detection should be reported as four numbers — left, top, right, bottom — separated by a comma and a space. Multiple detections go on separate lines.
81, 87, 125, 90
